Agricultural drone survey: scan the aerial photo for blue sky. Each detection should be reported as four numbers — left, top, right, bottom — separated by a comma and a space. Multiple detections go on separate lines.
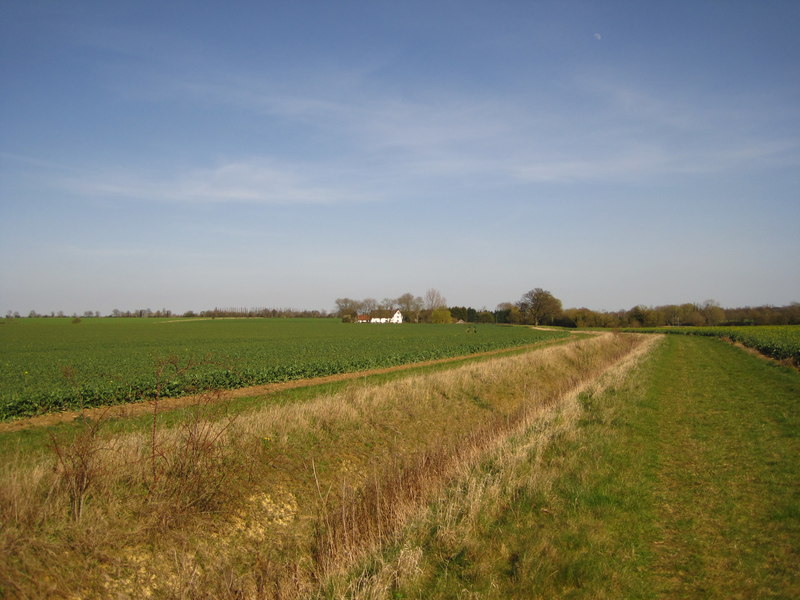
2, 0, 799, 315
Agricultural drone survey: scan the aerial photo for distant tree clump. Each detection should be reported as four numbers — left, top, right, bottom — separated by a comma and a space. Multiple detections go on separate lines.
334, 291, 435, 323
517, 288, 563, 326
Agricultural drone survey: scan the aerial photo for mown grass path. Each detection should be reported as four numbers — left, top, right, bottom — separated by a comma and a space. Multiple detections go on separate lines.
647, 335, 800, 598
388, 334, 799, 599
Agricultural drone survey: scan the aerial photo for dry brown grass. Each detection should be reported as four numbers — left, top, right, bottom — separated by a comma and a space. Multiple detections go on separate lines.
314, 334, 661, 599
0, 333, 653, 599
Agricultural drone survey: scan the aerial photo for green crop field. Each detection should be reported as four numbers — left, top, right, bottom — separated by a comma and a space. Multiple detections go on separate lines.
0, 318, 568, 420
621, 324, 800, 363
2, 325, 798, 598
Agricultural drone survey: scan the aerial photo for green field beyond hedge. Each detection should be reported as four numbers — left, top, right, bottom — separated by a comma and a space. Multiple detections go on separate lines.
0, 318, 567, 420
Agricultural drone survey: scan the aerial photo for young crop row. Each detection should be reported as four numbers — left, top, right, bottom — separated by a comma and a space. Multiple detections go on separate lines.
621, 325, 800, 363
0, 319, 568, 420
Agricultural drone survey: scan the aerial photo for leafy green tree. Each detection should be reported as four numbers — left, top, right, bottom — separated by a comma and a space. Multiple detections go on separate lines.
518, 288, 563, 326
450, 306, 467, 321
449, 306, 478, 322
627, 305, 649, 327
477, 310, 495, 323
493, 302, 514, 323
431, 308, 453, 324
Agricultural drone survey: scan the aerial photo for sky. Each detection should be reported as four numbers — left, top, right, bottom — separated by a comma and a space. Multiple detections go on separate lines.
1, 0, 799, 315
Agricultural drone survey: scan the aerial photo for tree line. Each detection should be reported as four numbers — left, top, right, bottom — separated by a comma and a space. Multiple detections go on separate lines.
188, 307, 330, 319
13, 307, 331, 320
338, 287, 800, 328
7, 291, 799, 327
489, 290, 800, 328
559, 301, 800, 328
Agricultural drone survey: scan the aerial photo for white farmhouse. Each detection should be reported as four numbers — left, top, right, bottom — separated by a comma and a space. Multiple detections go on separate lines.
357, 309, 403, 324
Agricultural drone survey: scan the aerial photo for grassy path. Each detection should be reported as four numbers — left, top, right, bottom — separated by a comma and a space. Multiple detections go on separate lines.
386, 334, 800, 598
648, 336, 800, 598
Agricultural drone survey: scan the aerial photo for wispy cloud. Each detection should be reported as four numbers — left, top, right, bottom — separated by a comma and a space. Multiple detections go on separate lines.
172, 64, 800, 182
59, 158, 378, 205
163, 69, 518, 156
510, 148, 670, 183
21, 33, 799, 207
509, 136, 800, 183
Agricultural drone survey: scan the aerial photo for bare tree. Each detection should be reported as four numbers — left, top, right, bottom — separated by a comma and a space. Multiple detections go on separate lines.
335, 298, 362, 318
411, 296, 424, 322
702, 299, 725, 325
424, 288, 447, 311
396, 292, 424, 323
395, 293, 415, 313
361, 298, 378, 314
379, 297, 397, 310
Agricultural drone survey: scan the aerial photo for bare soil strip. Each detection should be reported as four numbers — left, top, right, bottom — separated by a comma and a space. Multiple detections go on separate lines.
0, 338, 573, 433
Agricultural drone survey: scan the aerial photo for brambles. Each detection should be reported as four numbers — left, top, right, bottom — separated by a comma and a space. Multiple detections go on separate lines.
0, 318, 568, 420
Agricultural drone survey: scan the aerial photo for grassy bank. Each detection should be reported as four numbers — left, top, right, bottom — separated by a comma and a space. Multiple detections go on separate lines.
0, 333, 640, 599
351, 334, 799, 598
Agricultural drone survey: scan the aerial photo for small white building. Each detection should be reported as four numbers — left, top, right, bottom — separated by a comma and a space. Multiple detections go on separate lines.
357, 309, 403, 324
